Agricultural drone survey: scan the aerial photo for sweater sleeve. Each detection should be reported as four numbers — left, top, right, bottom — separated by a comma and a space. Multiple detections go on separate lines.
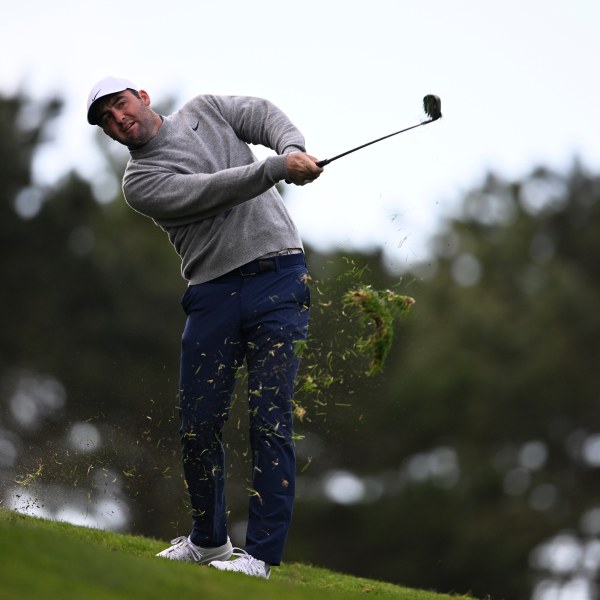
123, 154, 288, 225
207, 95, 306, 154
122, 95, 306, 226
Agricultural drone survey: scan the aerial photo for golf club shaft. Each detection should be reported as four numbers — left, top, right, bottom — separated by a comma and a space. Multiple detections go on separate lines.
316, 117, 435, 168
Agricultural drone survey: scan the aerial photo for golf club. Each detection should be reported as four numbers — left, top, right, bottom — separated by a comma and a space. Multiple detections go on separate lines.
316, 94, 442, 168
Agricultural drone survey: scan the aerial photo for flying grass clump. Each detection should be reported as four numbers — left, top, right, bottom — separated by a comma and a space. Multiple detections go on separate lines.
343, 286, 415, 376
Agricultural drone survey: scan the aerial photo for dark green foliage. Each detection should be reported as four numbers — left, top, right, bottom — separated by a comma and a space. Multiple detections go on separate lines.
2, 90, 600, 600
0, 92, 186, 540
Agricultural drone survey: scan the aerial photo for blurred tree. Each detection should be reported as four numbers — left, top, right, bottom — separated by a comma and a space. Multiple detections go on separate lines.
2, 88, 600, 600
0, 92, 186, 536
288, 165, 600, 600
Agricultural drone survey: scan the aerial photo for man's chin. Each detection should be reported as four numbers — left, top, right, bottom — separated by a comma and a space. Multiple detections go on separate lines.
121, 131, 145, 149
126, 137, 147, 150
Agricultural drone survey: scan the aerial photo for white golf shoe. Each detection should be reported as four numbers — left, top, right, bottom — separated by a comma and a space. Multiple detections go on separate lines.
209, 548, 271, 579
156, 535, 233, 564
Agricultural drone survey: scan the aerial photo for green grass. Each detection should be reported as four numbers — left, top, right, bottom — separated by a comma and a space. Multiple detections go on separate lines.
0, 508, 475, 600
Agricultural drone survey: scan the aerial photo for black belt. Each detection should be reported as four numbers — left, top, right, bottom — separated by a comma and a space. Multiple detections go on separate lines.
216, 252, 306, 279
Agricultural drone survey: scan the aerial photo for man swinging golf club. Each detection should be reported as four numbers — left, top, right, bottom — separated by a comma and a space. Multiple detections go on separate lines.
86, 76, 323, 579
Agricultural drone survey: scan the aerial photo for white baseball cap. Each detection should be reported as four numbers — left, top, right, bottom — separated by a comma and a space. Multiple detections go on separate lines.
87, 76, 138, 125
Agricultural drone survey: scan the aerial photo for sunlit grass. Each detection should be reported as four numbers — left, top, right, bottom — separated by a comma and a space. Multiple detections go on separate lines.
0, 508, 475, 600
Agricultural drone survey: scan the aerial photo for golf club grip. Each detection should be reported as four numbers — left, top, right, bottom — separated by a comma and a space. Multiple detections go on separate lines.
285, 158, 329, 183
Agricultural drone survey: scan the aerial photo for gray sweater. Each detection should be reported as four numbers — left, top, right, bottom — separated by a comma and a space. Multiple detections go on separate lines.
122, 95, 306, 284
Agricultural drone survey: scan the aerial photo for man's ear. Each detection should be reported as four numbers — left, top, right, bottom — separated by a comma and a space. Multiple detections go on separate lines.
139, 90, 151, 107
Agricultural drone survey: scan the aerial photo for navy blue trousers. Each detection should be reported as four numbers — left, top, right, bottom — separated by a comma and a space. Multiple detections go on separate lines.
178, 254, 310, 565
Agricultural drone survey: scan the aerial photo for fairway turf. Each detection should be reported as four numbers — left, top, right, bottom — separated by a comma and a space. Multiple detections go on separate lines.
0, 508, 476, 600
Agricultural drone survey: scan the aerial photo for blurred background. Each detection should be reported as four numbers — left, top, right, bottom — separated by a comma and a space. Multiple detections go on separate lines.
2, 2, 600, 599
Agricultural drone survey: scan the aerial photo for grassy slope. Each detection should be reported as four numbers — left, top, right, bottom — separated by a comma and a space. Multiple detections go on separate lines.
0, 508, 475, 600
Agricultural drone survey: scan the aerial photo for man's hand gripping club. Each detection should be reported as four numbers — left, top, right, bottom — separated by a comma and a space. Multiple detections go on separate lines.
285, 152, 323, 186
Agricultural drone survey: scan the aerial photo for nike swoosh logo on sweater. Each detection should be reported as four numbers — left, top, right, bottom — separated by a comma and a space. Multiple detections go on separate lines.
192, 120, 200, 131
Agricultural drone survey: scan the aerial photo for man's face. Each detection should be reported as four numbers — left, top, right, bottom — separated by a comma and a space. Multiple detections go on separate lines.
95, 89, 158, 148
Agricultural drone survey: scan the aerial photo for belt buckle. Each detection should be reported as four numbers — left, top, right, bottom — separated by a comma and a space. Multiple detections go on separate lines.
239, 257, 277, 277
240, 258, 276, 276
258, 258, 276, 273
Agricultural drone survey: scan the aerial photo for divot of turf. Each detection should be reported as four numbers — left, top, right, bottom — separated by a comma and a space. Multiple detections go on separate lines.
343, 285, 415, 376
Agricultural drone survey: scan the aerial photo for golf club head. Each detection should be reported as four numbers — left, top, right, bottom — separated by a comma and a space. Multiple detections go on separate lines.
423, 94, 442, 121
